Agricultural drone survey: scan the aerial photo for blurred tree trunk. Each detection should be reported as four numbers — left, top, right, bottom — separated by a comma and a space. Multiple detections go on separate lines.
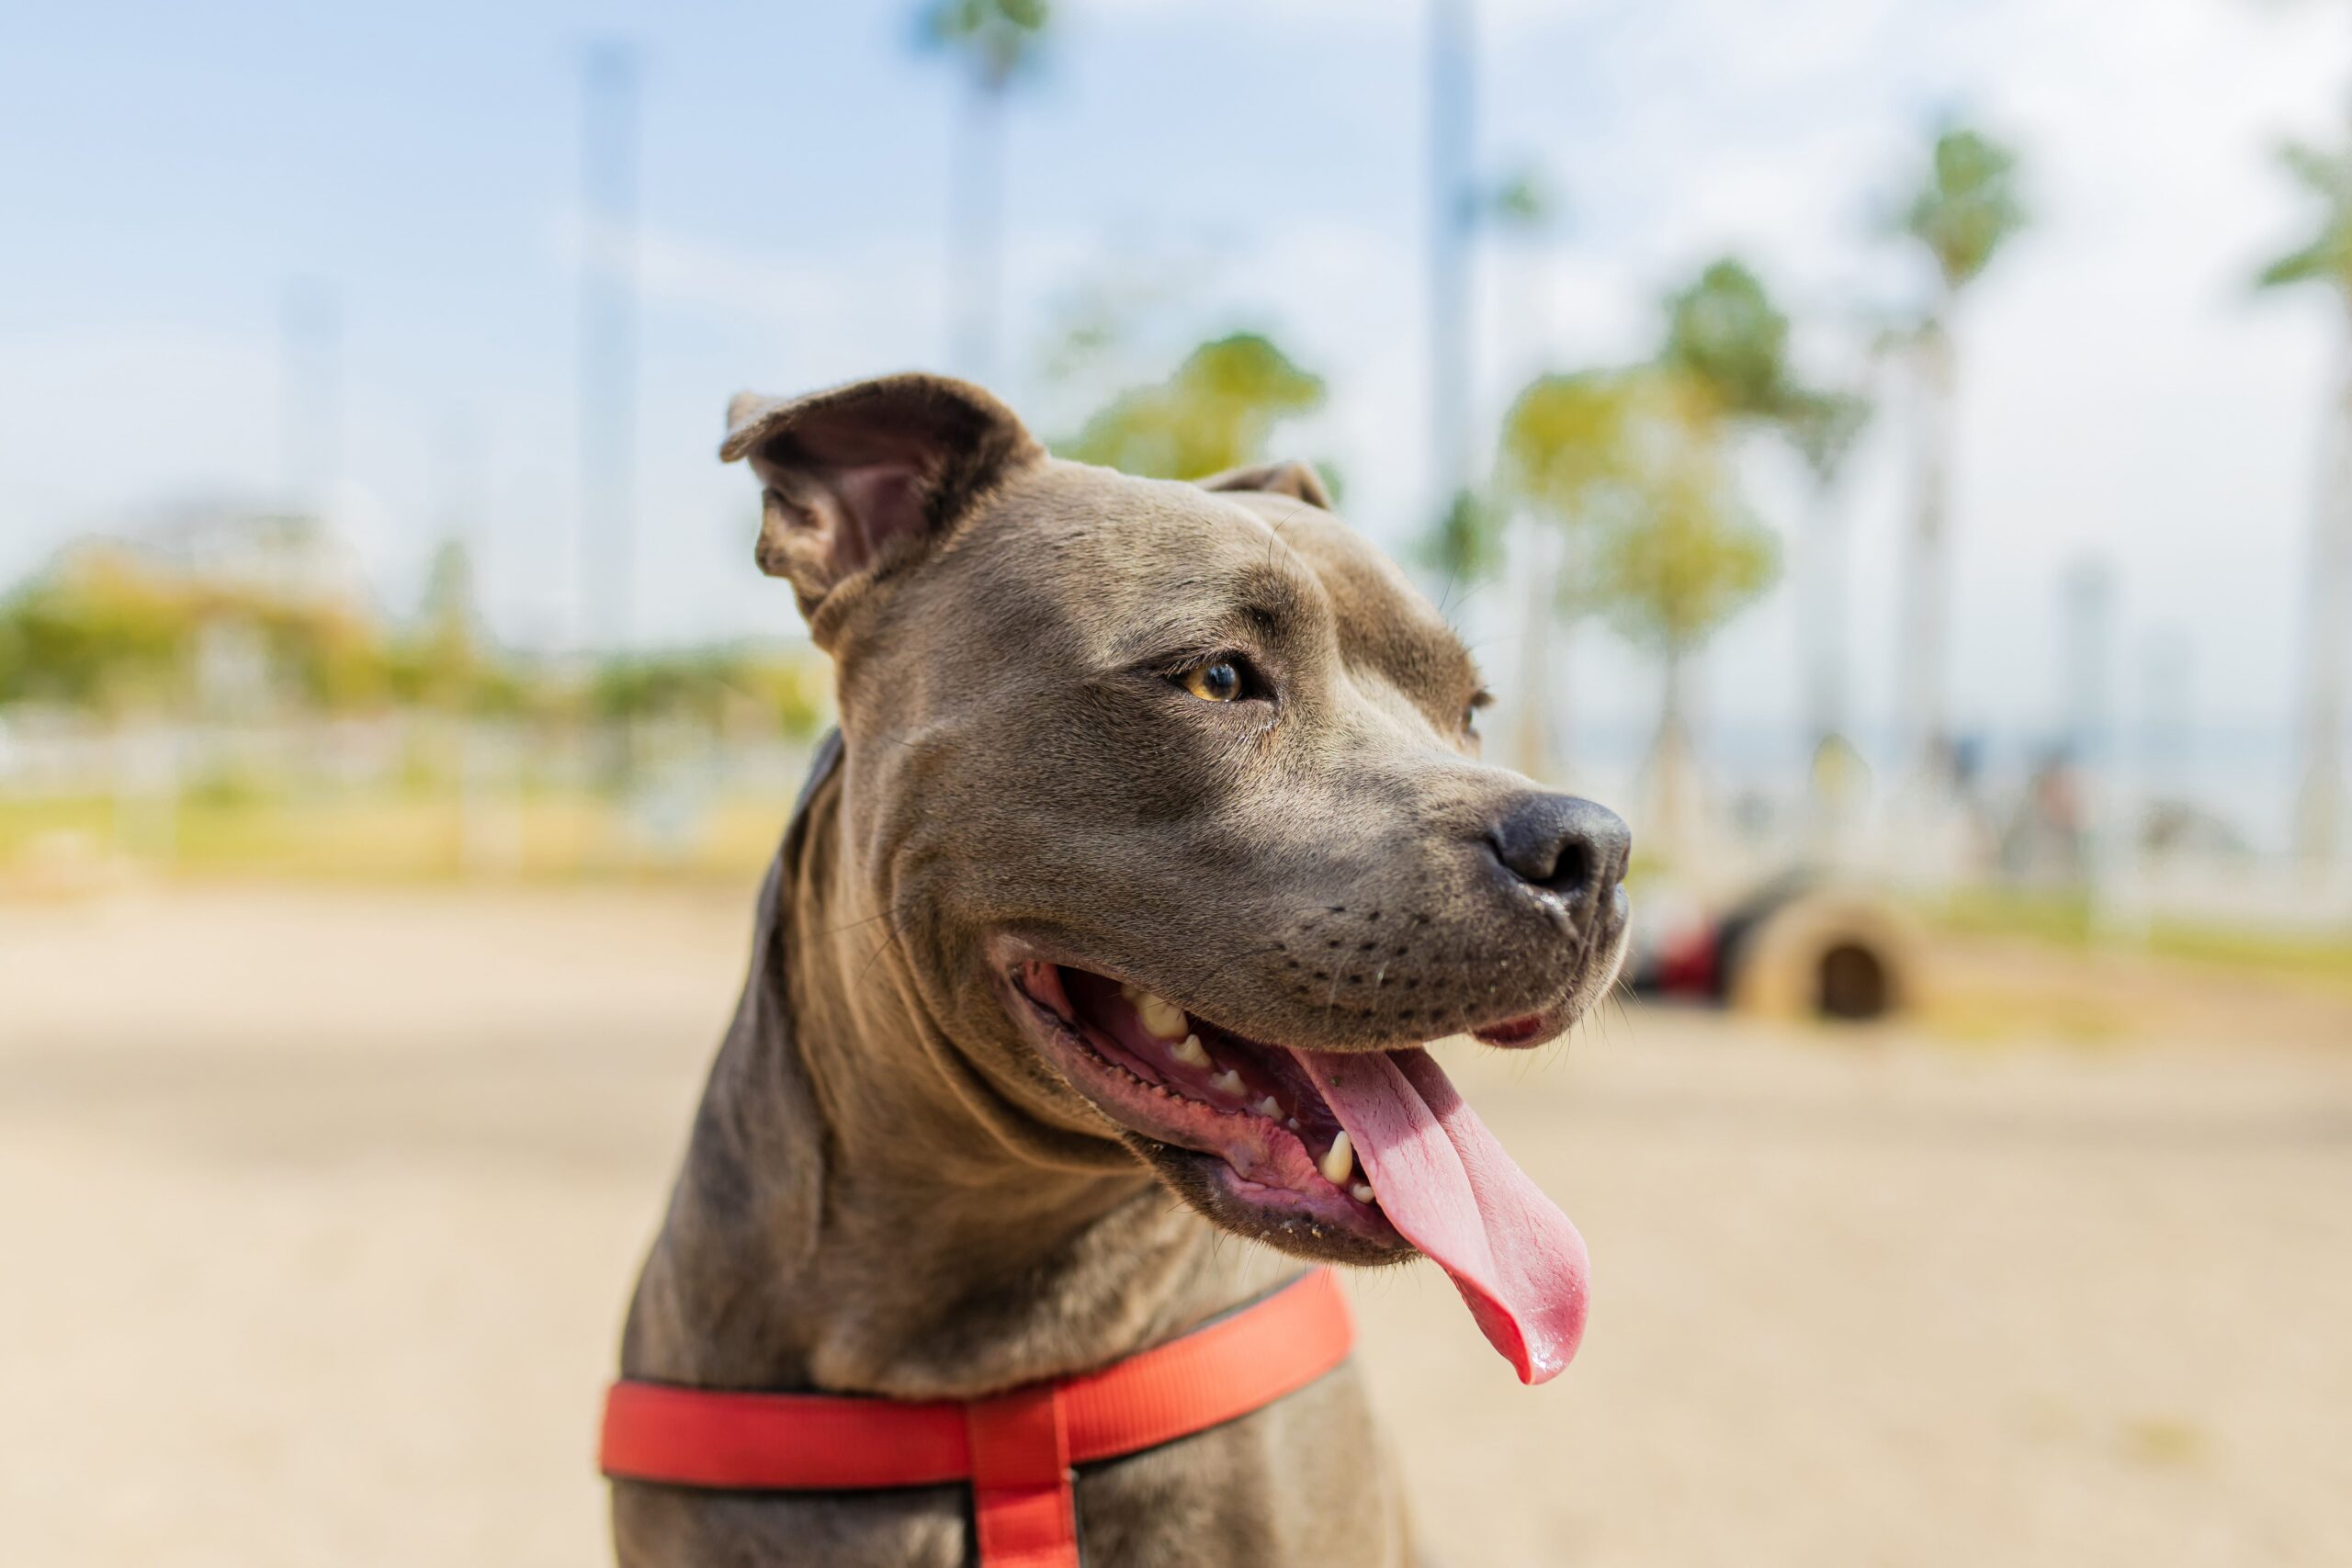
1802, 480, 1849, 766
2293, 294, 2352, 866
1898, 315, 1956, 801
1802, 480, 1854, 857
1505, 519, 1560, 781
1647, 645, 1696, 863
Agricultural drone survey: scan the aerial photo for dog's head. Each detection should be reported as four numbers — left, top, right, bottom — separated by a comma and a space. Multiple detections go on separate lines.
726, 373, 1630, 1382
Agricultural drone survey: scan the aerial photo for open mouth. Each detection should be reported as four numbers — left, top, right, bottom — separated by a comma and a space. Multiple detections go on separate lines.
1003, 956, 1593, 1384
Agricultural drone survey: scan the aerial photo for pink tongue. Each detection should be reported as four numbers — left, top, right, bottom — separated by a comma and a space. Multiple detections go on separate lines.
1297, 1046, 1589, 1384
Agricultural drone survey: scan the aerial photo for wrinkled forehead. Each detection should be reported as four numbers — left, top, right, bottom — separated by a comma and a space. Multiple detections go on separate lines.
961, 464, 1480, 700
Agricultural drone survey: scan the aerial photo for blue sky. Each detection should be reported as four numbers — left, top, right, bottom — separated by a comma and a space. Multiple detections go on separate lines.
4, 0, 2348, 787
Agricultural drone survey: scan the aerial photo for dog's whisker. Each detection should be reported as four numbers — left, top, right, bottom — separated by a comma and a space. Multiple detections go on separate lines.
854, 917, 909, 990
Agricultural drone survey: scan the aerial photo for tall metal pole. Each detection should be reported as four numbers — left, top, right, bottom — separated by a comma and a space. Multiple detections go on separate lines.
1427, 0, 1476, 546
579, 40, 639, 659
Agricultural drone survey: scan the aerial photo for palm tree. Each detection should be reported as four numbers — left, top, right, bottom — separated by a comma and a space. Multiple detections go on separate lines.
2258, 136, 2352, 865
1784, 387, 1873, 831
1887, 123, 2029, 801
1657, 256, 1874, 823
1495, 367, 1649, 778
917, 0, 1051, 383
1585, 434, 1780, 856
1499, 253, 1795, 794
1499, 366, 1779, 846
1660, 256, 1796, 424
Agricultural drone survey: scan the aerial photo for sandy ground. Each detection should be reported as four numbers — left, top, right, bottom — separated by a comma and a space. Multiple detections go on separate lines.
3, 883, 2348, 1567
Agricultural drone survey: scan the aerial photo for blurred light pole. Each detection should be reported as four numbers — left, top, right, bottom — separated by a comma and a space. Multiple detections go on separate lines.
578, 39, 640, 660
2064, 557, 2135, 935
1427, 0, 1477, 555
919, 1, 1052, 387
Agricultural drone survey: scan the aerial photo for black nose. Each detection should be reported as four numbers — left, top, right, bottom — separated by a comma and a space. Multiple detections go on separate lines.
1487, 793, 1632, 917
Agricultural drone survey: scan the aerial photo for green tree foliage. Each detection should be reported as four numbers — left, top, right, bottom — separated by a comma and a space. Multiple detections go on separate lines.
1057, 333, 1326, 480
0, 546, 387, 715
1660, 257, 1796, 422
393, 538, 485, 710
0, 547, 188, 710
1417, 490, 1502, 583
1498, 367, 1639, 528
2256, 139, 2352, 295
918, 0, 1051, 89
1485, 164, 1555, 231
1499, 366, 1777, 643
590, 648, 830, 739
1782, 387, 1874, 488
0, 539, 831, 740
1895, 125, 2030, 297
1657, 255, 1875, 475
1586, 456, 1779, 656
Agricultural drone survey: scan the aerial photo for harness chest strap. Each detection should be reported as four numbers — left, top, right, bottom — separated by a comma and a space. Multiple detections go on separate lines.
600, 1269, 1355, 1568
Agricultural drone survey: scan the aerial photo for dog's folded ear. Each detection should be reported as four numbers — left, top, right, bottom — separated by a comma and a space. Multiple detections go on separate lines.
721, 374, 1044, 639
1193, 459, 1332, 511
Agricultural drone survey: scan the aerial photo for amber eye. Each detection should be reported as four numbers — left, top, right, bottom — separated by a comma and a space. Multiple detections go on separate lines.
1182, 660, 1244, 703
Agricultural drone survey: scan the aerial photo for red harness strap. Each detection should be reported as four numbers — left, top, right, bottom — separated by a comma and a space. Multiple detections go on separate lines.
600, 1269, 1354, 1568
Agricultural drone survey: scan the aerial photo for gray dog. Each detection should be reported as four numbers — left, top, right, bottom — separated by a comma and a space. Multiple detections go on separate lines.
609, 373, 1632, 1566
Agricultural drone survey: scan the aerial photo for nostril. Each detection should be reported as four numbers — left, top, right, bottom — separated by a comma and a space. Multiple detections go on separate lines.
1488, 793, 1631, 908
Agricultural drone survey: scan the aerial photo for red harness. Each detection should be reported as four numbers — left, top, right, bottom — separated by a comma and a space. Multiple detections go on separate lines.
600, 1269, 1354, 1568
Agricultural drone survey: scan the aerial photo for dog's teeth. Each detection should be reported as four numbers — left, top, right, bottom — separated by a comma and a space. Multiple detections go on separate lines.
1255, 1096, 1282, 1118
1351, 1182, 1375, 1204
1284, 1117, 1299, 1132
1318, 1131, 1354, 1186
1210, 1069, 1243, 1096
1132, 990, 1189, 1041
1170, 1032, 1210, 1068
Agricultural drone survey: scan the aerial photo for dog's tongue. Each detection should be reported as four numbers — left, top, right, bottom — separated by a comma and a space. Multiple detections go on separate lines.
1296, 1046, 1589, 1384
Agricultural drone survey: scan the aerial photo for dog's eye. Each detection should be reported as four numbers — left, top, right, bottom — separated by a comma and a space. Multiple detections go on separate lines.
1182, 660, 1244, 703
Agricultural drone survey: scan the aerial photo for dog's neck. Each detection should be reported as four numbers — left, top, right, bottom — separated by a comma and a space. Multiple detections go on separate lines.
620, 760, 1293, 1400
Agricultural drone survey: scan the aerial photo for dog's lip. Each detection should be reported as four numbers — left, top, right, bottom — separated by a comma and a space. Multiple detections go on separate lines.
982, 931, 1587, 1058
993, 954, 1407, 1249
1473, 1014, 1549, 1047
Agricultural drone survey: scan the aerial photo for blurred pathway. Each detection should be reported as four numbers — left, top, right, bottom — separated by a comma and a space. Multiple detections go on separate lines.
2, 886, 2346, 1567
